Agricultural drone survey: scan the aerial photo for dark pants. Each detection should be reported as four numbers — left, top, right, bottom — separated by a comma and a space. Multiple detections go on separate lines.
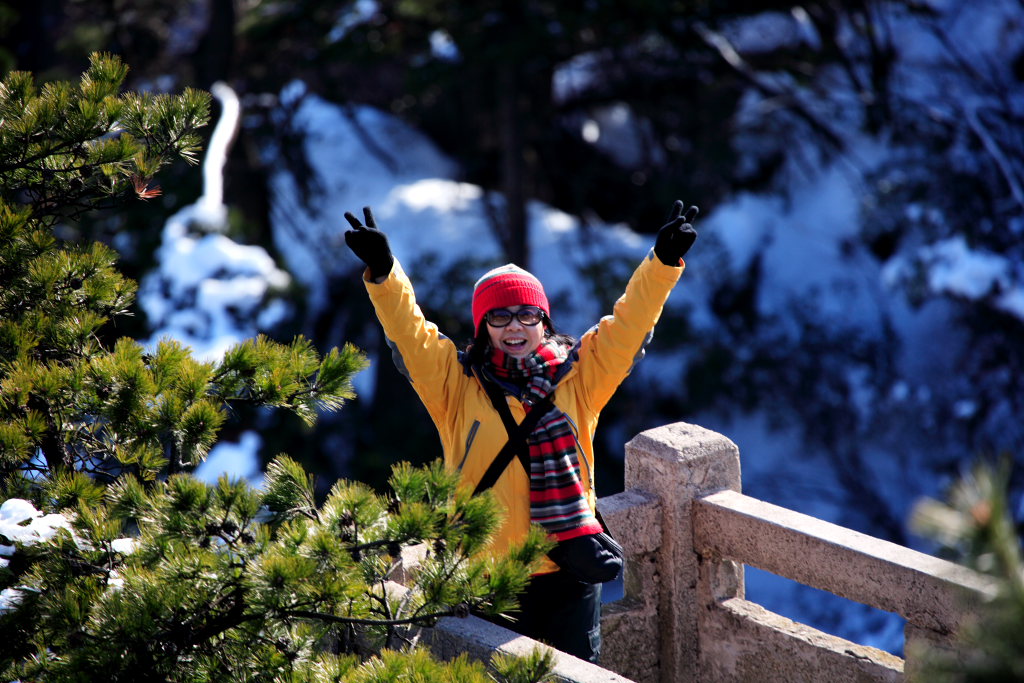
482, 570, 602, 663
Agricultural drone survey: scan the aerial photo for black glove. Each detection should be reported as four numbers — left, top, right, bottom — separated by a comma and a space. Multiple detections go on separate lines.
653, 200, 699, 266
343, 206, 394, 280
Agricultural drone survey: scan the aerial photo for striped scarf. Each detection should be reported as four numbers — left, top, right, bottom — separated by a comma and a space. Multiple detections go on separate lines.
488, 340, 603, 542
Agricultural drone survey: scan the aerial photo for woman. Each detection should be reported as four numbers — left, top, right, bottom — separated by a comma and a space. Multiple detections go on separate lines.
343, 201, 698, 662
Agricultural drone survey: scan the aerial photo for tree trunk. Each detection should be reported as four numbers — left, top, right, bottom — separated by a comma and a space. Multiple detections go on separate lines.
498, 61, 529, 268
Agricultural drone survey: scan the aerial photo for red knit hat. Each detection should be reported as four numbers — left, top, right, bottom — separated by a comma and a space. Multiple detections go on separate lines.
472, 264, 550, 332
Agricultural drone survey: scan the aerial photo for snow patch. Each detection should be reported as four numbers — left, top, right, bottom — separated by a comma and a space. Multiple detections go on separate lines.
0, 499, 74, 546
884, 235, 1024, 321
140, 82, 294, 363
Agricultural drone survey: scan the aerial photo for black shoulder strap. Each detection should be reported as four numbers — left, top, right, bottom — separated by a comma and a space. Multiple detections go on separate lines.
480, 376, 521, 437
472, 379, 554, 495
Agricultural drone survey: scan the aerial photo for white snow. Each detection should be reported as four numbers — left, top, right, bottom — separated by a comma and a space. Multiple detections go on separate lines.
0, 587, 26, 614
720, 10, 810, 53
110, 537, 138, 555
0, 498, 74, 546
139, 82, 293, 363
552, 52, 603, 104
328, 0, 379, 43
884, 235, 1024, 319
0, 499, 80, 573
196, 82, 239, 227
429, 29, 460, 62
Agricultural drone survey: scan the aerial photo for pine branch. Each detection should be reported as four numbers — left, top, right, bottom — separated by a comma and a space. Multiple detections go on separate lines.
282, 606, 471, 628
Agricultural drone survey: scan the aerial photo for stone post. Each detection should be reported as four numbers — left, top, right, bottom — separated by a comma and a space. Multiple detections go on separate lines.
623, 422, 742, 683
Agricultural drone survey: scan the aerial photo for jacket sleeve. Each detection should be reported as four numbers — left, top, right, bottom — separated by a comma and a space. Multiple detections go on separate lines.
363, 259, 463, 420
574, 249, 684, 412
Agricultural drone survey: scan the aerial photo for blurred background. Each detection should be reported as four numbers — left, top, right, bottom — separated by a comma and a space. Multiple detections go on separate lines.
3, 0, 1021, 656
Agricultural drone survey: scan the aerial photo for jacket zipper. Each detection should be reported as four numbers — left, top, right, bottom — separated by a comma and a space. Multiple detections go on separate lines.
561, 412, 594, 489
457, 419, 481, 472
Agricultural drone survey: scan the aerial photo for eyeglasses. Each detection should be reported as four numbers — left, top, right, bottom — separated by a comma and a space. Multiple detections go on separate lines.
485, 307, 544, 327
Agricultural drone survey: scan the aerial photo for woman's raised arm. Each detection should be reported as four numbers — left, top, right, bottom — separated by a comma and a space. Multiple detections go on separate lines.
344, 206, 464, 418
573, 201, 699, 411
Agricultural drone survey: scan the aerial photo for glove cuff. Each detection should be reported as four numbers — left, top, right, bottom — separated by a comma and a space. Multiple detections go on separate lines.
367, 255, 395, 281
653, 245, 683, 267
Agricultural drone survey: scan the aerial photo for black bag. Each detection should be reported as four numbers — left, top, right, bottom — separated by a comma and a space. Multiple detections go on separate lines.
545, 520, 623, 584
474, 376, 624, 584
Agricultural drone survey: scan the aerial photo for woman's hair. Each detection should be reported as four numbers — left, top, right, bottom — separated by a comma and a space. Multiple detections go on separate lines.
462, 315, 577, 367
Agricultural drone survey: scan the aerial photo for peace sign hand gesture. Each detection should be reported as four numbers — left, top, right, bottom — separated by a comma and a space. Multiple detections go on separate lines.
653, 200, 699, 266
344, 206, 394, 280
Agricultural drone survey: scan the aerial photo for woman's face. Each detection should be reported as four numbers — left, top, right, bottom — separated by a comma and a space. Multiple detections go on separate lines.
486, 305, 545, 357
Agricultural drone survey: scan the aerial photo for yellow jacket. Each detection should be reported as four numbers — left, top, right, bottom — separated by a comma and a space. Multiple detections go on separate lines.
364, 250, 684, 573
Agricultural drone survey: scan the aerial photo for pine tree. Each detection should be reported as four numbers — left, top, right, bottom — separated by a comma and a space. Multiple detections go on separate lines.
910, 459, 1024, 681
0, 54, 553, 682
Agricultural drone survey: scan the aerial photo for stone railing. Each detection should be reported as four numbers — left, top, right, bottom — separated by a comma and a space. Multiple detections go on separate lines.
419, 422, 995, 683
598, 422, 995, 682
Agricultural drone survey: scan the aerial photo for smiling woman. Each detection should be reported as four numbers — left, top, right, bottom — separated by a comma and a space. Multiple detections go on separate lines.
486, 305, 546, 356
342, 201, 698, 663
472, 264, 549, 357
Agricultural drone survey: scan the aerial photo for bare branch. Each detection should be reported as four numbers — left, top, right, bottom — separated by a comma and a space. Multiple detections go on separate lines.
693, 22, 846, 154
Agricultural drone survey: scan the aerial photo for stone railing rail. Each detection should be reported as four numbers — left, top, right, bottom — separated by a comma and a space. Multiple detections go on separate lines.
417, 422, 995, 683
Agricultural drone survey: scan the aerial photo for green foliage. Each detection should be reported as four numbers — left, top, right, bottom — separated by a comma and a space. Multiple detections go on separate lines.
1, 325, 366, 480
491, 647, 559, 683
910, 459, 1024, 681
213, 335, 366, 427
0, 55, 554, 683
1, 460, 551, 682
347, 647, 555, 683
0, 52, 207, 227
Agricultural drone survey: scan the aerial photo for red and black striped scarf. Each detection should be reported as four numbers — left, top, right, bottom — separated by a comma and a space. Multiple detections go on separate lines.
488, 339, 603, 542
